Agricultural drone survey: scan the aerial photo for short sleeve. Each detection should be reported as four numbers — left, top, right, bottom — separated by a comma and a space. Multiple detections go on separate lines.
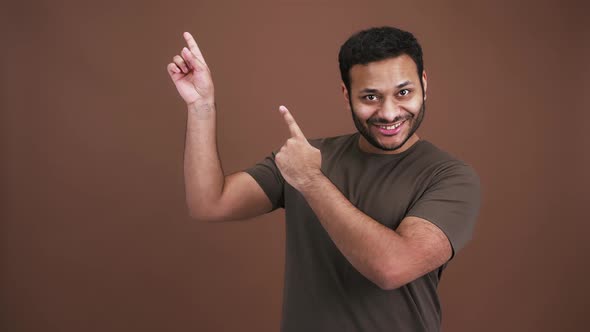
243, 150, 285, 211
406, 162, 481, 259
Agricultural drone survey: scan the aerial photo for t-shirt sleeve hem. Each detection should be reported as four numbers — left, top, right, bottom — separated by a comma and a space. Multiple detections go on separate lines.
243, 167, 283, 211
404, 213, 459, 261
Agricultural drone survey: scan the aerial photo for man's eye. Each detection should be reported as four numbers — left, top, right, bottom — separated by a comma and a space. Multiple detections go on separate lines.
365, 95, 378, 101
399, 89, 410, 96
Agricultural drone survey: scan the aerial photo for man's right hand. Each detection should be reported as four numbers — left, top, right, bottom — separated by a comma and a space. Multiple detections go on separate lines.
167, 32, 215, 107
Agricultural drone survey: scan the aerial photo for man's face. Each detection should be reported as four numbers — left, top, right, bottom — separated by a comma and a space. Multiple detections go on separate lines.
343, 54, 427, 154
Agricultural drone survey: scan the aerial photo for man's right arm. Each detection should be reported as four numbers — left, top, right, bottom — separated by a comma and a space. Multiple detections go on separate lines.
167, 32, 272, 222
183, 102, 273, 222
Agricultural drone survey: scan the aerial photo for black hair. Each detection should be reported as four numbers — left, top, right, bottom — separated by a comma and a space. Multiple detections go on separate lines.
338, 26, 424, 95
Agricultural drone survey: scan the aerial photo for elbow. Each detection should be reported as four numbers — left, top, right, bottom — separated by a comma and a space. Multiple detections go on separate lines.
377, 279, 403, 291
375, 266, 406, 291
185, 193, 226, 222
187, 210, 208, 222
187, 205, 218, 223
188, 212, 211, 223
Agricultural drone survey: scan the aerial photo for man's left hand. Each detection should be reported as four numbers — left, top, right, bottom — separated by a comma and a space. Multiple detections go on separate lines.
275, 105, 322, 192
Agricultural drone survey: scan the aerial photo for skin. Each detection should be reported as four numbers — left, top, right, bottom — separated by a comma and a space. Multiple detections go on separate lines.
343, 54, 428, 155
169, 33, 452, 290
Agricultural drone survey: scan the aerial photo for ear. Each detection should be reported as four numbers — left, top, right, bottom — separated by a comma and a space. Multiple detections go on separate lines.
341, 82, 351, 111
421, 70, 428, 101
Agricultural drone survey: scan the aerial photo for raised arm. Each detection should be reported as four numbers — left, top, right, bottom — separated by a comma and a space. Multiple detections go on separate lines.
167, 32, 272, 222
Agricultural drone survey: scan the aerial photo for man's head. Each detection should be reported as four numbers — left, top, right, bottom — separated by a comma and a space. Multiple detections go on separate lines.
338, 26, 427, 154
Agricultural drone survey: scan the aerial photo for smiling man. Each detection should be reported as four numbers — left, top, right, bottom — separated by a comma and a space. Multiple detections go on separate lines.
168, 26, 481, 332
347, 54, 426, 154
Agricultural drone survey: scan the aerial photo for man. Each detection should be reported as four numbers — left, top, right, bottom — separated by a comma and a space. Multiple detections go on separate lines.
167, 26, 481, 332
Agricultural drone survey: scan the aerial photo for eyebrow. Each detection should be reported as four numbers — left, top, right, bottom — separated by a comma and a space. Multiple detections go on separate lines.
359, 81, 413, 94
395, 80, 412, 88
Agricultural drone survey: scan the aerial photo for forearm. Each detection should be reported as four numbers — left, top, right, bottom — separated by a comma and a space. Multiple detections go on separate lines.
300, 174, 409, 289
183, 101, 225, 218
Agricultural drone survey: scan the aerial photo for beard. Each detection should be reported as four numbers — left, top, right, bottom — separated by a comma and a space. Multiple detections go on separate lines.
350, 100, 426, 152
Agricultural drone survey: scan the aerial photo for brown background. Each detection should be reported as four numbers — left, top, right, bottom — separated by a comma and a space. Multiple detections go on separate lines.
2, 0, 589, 331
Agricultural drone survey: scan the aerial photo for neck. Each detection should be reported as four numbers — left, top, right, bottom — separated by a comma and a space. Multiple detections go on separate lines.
359, 133, 420, 155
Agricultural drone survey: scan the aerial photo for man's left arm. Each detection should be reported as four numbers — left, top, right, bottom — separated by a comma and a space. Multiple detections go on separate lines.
298, 174, 452, 290
274, 105, 463, 290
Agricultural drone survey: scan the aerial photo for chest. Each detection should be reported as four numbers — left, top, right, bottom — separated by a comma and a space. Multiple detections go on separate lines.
321, 156, 431, 229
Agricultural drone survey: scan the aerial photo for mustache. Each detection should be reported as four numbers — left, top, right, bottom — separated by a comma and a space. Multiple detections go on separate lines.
368, 115, 412, 125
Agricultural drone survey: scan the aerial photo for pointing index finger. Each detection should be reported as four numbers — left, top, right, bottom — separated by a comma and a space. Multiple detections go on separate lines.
183, 32, 206, 64
279, 105, 305, 138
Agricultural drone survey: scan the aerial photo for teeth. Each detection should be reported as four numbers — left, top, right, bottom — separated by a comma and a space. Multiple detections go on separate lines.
379, 121, 403, 130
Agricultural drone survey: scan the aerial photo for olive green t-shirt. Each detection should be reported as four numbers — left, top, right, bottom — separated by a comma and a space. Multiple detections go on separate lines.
244, 132, 481, 332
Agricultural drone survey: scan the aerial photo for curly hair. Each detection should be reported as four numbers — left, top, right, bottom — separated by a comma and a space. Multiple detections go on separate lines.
338, 26, 424, 95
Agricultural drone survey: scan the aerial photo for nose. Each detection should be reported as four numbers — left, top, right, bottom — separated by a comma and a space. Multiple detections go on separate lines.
379, 98, 403, 123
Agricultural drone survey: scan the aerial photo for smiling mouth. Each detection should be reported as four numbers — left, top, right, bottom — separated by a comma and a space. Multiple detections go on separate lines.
373, 119, 406, 130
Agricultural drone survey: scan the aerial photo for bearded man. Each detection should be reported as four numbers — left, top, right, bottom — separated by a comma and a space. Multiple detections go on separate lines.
167, 26, 481, 332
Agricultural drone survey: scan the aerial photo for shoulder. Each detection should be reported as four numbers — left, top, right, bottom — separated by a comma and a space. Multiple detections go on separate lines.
413, 140, 480, 187
306, 132, 357, 151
